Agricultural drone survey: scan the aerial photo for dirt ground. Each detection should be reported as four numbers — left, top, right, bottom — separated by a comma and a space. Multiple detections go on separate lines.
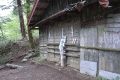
0, 57, 95, 80
0, 40, 95, 80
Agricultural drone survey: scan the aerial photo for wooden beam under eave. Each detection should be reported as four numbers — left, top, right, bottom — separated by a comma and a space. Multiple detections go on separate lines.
50, 18, 62, 22
39, 0, 51, 3
33, 16, 41, 18
29, 21, 38, 24
36, 8, 46, 11
50, 20, 61, 22
66, 12, 80, 15
33, 15, 42, 17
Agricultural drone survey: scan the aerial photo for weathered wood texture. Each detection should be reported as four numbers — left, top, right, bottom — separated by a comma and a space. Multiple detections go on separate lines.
39, 29, 48, 58
39, 13, 81, 68
39, 1, 120, 77
98, 15, 120, 49
79, 25, 98, 76
98, 13, 120, 74
99, 51, 120, 74
80, 13, 120, 76
42, 0, 81, 19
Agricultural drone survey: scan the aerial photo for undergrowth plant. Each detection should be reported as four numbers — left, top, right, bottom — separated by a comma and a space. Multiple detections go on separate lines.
115, 76, 119, 80
96, 75, 120, 80
0, 52, 13, 64
85, 72, 89, 76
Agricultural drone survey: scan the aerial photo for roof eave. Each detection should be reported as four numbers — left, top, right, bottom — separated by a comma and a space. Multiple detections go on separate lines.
27, 0, 39, 26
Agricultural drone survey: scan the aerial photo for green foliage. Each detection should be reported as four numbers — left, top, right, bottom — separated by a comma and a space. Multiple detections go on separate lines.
32, 52, 39, 57
0, 46, 5, 53
0, 16, 11, 25
32, 30, 39, 38
96, 76, 107, 80
22, 0, 34, 15
96, 76, 120, 80
0, 0, 38, 53
1, 14, 22, 41
85, 72, 89, 76
115, 76, 119, 80
0, 52, 13, 64
12, 0, 34, 15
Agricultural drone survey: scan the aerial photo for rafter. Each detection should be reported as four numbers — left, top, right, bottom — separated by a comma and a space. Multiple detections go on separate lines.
35, 8, 46, 11
39, 0, 51, 3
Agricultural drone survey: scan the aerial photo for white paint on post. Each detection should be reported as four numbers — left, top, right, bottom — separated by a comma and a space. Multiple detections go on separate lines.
49, 31, 51, 38
99, 70, 120, 80
59, 36, 66, 67
62, 28, 63, 37
71, 26, 74, 36
80, 60, 97, 77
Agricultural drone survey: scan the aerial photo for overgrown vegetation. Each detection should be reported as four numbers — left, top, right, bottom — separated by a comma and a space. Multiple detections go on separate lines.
1, 15, 22, 41
0, 0, 39, 64
0, 52, 13, 64
96, 75, 120, 80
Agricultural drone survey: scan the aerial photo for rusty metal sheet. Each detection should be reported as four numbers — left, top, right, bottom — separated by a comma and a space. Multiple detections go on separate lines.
98, 0, 109, 8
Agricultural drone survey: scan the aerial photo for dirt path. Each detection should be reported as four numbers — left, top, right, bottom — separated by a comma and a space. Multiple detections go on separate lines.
0, 60, 95, 80
0, 40, 95, 80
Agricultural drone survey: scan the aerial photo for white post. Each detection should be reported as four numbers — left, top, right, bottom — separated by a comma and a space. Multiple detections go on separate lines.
59, 36, 66, 67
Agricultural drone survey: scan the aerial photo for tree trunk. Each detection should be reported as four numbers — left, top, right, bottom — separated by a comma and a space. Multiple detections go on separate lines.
17, 0, 26, 39
26, 0, 35, 49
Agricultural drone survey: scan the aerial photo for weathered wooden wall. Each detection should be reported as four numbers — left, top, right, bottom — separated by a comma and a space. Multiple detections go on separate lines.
98, 13, 120, 79
45, 16, 81, 69
39, 1, 120, 79
42, 0, 81, 19
79, 13, 120, 78
80, 26, 98, 77
39, 28, 48, 58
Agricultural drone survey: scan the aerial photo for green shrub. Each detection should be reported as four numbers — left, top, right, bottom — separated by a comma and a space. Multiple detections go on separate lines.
115, 76, 119, 80
0, 52, 13, 64
96, 76, 107, 80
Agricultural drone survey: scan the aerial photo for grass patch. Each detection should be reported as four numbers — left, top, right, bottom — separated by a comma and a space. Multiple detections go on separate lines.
96, 75, 120, 80
96, 76, 107, 80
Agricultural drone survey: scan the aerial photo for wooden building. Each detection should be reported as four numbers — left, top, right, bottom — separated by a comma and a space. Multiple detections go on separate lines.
27, 0, 120, 79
